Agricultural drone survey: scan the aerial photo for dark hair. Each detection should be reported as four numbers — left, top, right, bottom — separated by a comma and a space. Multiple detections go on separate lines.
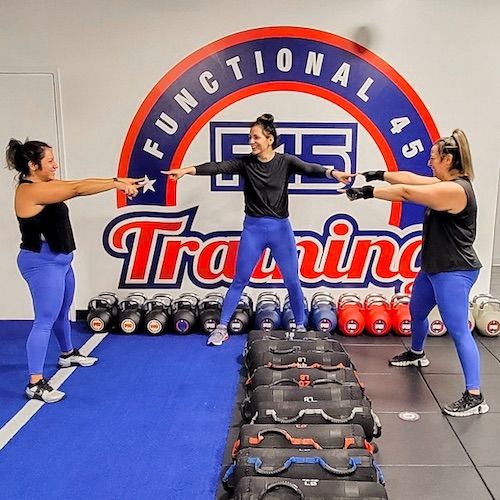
252, 114, 278, 149
434, 129, 474, 180
5, 138, 51, 179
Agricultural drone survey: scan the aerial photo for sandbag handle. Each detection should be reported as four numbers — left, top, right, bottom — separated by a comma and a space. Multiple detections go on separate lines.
257, 481, 306, 500
258, 481, 305, 499
248, 455, 358, 477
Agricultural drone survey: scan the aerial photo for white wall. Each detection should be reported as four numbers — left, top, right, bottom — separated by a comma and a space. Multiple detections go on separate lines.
1, 0, 499, 318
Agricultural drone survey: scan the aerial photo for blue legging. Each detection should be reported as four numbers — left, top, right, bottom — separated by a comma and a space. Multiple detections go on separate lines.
220, 215, 305, 326
17, 242, 75, 375
409, 269, 480, 390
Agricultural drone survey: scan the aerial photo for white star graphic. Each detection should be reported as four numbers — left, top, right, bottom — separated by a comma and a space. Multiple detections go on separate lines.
142, 174, 156, 193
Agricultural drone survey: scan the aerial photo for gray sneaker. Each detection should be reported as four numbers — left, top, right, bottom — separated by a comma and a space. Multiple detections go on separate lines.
26, 379, 65, 403
207, 324, 229, 346
58, 348, 98, 368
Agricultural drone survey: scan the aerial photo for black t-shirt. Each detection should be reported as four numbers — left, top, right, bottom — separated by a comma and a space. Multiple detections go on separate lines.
420, 177, 482, 273
195, 153, 329, 218
17, 178, 76, 254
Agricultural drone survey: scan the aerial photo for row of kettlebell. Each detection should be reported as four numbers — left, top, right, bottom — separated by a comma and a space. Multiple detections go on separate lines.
85, 290, 500, 337
86, 290, 344, 336
427, 293, 500, 338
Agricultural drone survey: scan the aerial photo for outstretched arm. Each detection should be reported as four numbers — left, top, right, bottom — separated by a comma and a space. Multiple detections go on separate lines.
360, 170, 439, 185
161, 166, 196, 181
346, 181, 467, 213
19, 177, 145, 206
326, 168, 354, 185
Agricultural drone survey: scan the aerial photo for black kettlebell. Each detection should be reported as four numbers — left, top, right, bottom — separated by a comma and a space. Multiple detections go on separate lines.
229, 292, 254, 334
198, 292, 225, 334
143, 293, 173, 335
118, 292, 147, 334
171, 292, 199, 334
86, 291, 119, 333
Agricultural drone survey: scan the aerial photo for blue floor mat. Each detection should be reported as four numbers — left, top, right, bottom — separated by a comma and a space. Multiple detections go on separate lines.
0, 321, 247, 500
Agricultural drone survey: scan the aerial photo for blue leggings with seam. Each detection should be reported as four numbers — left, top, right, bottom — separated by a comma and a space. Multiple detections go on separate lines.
409, 269, 480, 390
17, 242, 75, 375
220, 215, 305, 326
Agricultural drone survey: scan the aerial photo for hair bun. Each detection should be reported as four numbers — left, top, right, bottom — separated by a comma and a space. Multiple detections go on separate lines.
258, 113, 274, 124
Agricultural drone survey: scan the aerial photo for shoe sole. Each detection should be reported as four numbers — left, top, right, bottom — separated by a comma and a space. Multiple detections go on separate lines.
442, 402, 490, 417
25, 392, 65, 403
207, 335, 229, 346
58, 359, 98, 368
389, 359, 430, 367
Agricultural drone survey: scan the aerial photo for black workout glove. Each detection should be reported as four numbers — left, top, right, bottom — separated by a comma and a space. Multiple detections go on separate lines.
361, 170, 385, 181
346, 185, 375, 201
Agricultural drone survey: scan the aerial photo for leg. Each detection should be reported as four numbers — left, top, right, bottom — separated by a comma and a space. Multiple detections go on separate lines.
219, 217, 267, 324
208, 217, 266, 346
431, 270, 480, 390
18, 250, 68, 379
52, 263, 75, 352
389, 271, 435, 367
409, 271, 437, 351
268, 218, 305, 327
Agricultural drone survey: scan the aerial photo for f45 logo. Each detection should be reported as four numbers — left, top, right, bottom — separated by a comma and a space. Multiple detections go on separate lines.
210, 121, 358, 194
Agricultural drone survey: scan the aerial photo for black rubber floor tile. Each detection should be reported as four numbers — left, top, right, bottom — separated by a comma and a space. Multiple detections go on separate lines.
476, 335, 500, 359
373, 413, 471, 466
335, 333, 405, 346
446, 412, 500, 467
477, 466, 500, 499
382, 465, 492, 500
344, 344, 406, 374
360, 372, 439, 412
425, 373, 499, 412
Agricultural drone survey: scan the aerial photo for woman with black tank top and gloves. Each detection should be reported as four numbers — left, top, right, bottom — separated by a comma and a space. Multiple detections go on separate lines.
6, 139, 144, 403
163, 114, 353, 346
345, 129, 488, 417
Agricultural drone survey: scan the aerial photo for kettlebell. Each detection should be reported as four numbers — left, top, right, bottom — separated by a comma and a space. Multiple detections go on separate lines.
309, 291, 337, 333
281, 293, 310, 332
229, 292, 254, 334
254, 292, 282, 331
143, 293, 172, 335
198, 292, 225, 334
390, 293, 412, 336
171, 292, 199, 334
364, 293, 391, 336
86, 291, 119, 333
118, 292, 147, 334
475, 297, 500, 337
337, 292, 365, 336
427, 305, 447, 336
471, 293, 494, 322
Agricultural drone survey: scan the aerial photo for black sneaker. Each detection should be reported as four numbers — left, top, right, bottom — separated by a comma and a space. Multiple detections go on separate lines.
389, 349, 430, 367
442, 391, 489, 417
25, 378, 65, 403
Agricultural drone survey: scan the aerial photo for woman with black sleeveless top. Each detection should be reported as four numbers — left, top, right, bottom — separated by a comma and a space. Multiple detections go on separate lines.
346, 129, 488, 417
6, 139, 144, 403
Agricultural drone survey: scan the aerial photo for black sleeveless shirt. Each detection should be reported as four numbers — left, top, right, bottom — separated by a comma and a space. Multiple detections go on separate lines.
420, 177, 481, 273
17, 178, 76, 254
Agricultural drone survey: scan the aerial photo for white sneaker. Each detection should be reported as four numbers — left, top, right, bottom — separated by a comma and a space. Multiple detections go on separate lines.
26, 379, 65, 403
207, 324, 229, 346
58, 348, 98, 368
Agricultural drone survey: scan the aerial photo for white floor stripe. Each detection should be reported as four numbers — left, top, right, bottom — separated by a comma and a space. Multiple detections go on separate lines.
0, 332, 108, 451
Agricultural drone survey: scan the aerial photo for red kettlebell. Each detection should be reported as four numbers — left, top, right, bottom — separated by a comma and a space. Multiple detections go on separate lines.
337, 292, 365, 336
390, 293, 412, 336
364, 293, 391, 336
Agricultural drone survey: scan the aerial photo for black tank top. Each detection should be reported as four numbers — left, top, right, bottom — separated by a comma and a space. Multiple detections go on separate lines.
420, 177, 481, 273
17, 178, 76, 254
